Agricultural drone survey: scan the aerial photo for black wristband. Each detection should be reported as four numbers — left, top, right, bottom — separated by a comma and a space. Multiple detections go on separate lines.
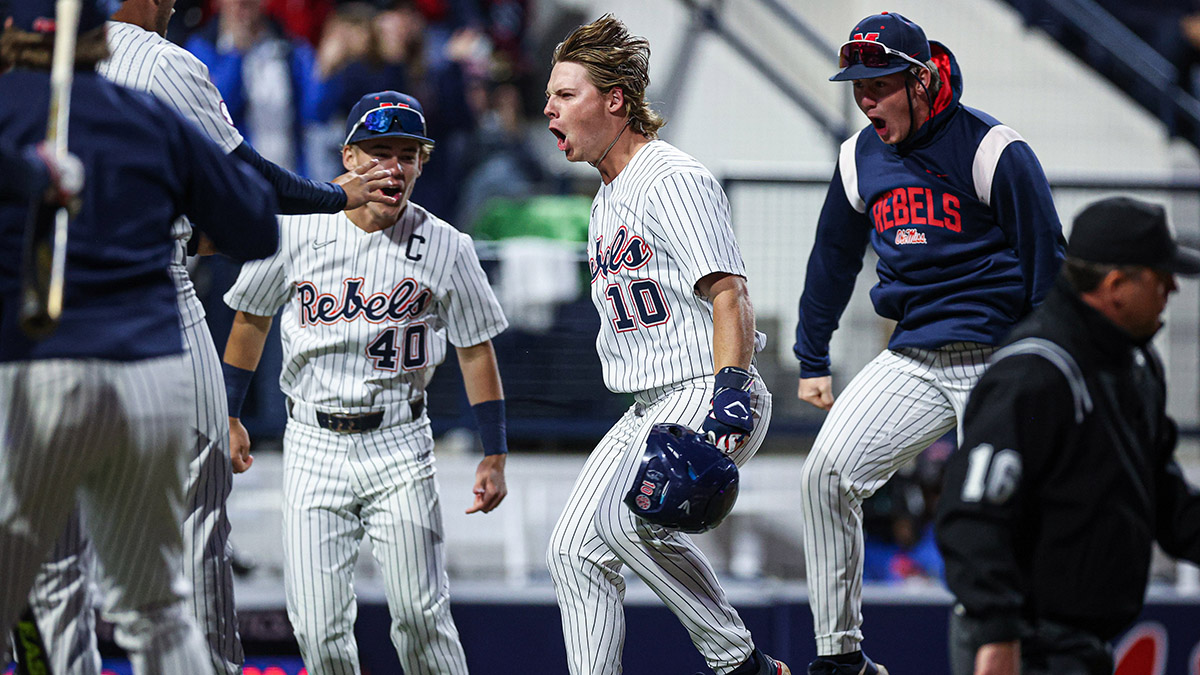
222, 362, 255, 418
471, 399, 508, 455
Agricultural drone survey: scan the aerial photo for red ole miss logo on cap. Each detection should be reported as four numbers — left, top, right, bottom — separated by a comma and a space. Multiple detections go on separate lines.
853, 32, 880, 42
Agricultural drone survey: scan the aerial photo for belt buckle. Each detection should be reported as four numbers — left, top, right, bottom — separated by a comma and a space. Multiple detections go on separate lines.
327, 413, 364, 433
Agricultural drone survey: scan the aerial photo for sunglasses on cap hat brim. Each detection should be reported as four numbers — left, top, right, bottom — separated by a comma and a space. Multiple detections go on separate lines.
838, 40, 928, 72
343, 105, 434, 147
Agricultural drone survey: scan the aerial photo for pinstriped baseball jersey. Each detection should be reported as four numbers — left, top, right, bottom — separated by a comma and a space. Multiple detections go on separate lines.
98, 20, 243, 328
588, 140, 765, 393
549, 138, 776, 675
224, 203, 507, 408
225, 202, 503, 675
69, 22, 252, 674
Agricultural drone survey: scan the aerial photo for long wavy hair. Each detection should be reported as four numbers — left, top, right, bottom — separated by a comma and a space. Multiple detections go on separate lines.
551, 14, 665, 138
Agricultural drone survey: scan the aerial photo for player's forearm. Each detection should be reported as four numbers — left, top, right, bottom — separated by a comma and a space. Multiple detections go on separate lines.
457, 341, 508, 457
456, 341, 504, 404
224, 311, 273, 372
231, 141, 347, 214
709, 278, 755, 372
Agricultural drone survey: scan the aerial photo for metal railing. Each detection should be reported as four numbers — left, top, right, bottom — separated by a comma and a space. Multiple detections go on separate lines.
1007, 0, 1200, 146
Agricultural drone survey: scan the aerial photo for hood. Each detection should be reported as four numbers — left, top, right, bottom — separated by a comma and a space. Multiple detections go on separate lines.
896, 40, 963, 153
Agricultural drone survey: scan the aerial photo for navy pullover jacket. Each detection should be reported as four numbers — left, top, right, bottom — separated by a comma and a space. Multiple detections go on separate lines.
794, 42, 1065, 377
0, 69, 279, 362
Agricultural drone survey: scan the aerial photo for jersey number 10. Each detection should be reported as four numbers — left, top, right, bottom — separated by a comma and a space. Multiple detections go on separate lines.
605, 279, 671, 332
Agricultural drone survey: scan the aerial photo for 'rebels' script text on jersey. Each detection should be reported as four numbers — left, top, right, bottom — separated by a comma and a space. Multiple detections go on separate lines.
224, 203, 507, 411
295, 278, 432, 326
587, 140, 765, 393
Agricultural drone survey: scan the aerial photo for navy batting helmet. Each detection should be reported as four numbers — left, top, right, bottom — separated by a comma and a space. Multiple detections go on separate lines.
623, 423, 740, 534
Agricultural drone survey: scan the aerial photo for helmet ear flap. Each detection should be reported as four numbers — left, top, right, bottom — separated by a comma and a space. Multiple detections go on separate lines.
623, 423, 740, 533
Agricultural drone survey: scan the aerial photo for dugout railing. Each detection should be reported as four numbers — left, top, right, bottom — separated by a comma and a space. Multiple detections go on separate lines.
721, 172, 1200, 438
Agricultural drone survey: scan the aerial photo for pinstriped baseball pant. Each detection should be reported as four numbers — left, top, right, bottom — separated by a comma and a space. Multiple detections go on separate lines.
547, 374, 772, 675
28, 509, 101, 675
800, 344, 991, 656
0, 356, 212, 674
282, 418, 468, 675
29, 316, 244, 674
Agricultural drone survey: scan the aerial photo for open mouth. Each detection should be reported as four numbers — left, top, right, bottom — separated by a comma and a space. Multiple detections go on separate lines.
550, 127, 567, 150
871, 117, 886, 130
382, 186, 402, 199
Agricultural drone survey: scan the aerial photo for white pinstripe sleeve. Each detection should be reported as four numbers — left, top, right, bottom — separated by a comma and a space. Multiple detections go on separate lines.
650, 171, 747, 286
224, 224, 290, 317
149, 46, 242, 153
439, 233, 508, 348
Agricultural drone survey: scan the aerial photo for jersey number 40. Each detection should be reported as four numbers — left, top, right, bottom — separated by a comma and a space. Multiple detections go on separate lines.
366, 323, 428, 372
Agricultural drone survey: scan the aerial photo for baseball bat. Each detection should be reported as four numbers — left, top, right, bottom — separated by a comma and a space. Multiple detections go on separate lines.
18, 0, 83, 339
10, 606, 53, 675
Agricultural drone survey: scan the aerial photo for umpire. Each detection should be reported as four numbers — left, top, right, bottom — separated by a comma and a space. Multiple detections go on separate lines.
936, 196, 1200, 675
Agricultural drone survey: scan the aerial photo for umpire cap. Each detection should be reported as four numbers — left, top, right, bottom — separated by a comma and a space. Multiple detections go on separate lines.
623, 423, 740, 534
343, 91, 436, 148
1069, 196, 1200, 275
9, 0, 119, 34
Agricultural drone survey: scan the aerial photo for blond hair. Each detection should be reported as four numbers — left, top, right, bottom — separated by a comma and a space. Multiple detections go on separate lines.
551, 14, 665, 138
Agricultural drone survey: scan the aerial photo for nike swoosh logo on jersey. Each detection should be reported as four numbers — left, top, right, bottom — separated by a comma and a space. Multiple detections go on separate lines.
312, 240, 336, 249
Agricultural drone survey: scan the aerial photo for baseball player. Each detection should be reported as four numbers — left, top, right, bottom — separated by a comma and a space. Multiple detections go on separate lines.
0, 1, 280, 673
221, 90, 510, 675
793, 13, 1064, 675
23, 0, 402, 671
542, 15, 786, 675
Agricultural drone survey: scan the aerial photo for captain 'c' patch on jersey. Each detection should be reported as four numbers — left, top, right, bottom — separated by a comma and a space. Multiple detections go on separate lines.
297, 277, 432, 326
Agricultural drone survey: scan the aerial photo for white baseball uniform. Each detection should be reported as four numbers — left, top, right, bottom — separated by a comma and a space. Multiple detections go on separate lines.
224, 203, 507, 675
545, 140, 773, 675
24, 21, 251, 675
0, 357, 212, 675
798, 344, 991, 656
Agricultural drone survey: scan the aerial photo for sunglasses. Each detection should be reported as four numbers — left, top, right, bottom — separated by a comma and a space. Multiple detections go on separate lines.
343, 105, 428, 146
838, 40, 927, 71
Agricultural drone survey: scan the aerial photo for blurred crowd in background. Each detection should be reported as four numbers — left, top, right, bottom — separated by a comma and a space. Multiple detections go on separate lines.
161, 0, 611, 448
169, 0, 550, 228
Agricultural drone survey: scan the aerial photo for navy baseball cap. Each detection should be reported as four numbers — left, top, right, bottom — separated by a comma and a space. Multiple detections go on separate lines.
9, 0, 119, 35
343, 91, 435, 148
1069, 196, 1200, 275
831, 12, 931, 82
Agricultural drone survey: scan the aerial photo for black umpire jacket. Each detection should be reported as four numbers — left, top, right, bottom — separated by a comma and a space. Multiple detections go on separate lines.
935, 277, 1200, 645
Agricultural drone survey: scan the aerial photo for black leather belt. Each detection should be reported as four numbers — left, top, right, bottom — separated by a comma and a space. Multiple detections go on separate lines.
307, 399, 424, 434
315, 410, 384, 433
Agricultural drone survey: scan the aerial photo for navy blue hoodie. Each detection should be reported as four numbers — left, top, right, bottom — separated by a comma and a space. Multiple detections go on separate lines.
794, 42, 1065, 377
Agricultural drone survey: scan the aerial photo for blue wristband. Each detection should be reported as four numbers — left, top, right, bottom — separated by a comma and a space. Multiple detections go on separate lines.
222, 362, 255, 418
471, 399, 508, 456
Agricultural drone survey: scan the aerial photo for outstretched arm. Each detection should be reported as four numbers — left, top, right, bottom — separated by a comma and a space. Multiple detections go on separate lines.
457, 340, 508, 514
230, 141, 399, 213
223, 311, 274, 473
